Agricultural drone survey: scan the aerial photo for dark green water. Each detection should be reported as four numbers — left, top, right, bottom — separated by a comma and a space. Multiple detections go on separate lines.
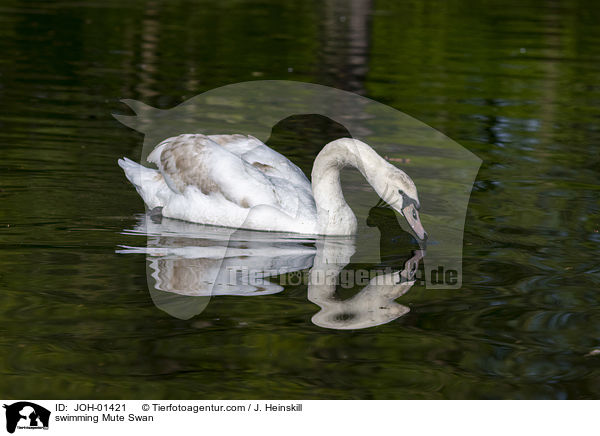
1, 0, 600, 399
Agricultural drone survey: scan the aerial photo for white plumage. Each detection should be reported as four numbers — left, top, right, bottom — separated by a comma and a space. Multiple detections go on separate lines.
119, 134, 426, 238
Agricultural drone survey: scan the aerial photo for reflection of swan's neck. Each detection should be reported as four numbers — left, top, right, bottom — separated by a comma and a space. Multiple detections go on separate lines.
311, 138, 395, 235
308, 238, 424, 330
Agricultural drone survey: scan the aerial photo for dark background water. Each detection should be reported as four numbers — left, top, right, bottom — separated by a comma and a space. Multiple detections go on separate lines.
1, 0, 599, 399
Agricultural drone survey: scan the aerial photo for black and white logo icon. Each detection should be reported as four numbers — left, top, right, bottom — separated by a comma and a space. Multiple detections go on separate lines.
3, 402, 50, 434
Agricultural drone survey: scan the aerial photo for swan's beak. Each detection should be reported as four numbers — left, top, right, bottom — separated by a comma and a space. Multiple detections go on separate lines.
402, 204, 427, 242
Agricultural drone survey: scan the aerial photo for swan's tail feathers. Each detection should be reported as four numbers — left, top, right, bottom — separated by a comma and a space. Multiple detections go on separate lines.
118, 157, 165, 209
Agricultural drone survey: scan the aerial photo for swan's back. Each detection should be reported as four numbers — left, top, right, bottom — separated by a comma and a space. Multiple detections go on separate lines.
207, 134, 310, 189
151, 135, 277, 206
122, 133, 318, 233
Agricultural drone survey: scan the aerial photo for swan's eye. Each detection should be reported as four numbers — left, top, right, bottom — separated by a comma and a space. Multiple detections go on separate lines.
412, 209, 417, 220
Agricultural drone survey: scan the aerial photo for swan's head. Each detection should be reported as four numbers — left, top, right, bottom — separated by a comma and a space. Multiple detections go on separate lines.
377, 166, 427, 242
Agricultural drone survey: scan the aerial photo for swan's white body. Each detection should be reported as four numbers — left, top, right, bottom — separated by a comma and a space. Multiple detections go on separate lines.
119, 134, 425, 237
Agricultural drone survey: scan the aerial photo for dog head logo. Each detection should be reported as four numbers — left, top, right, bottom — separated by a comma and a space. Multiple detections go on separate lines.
3, 402, 50, 434
114, 80, 481, 319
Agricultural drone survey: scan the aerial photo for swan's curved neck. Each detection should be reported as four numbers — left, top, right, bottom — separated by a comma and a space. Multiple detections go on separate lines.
311, 138, 393, 235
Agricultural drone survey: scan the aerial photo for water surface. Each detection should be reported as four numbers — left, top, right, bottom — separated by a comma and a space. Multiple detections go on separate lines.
1, 0, 600, 399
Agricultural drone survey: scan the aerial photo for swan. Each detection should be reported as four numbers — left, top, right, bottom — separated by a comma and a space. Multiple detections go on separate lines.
118, 134, 426, 239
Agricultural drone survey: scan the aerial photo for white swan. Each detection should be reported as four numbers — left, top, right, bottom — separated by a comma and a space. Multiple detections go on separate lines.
118, 134, 426, 239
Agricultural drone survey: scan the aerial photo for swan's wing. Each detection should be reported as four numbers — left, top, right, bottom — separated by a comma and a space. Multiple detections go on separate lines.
207, 134, 311, 190
207, 134, 317, 223
148, 134, 280, 209
146, 134, 317, 227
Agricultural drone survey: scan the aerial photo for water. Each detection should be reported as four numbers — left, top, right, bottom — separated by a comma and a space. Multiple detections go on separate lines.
1, 0, 600, 399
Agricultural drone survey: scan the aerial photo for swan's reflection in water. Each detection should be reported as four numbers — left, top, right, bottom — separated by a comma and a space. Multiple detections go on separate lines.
309, 239, 424, 329
119, 210, 424, 329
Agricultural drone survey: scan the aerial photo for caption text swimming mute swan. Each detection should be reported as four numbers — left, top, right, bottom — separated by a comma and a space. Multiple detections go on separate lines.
118, 134, 426, 239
